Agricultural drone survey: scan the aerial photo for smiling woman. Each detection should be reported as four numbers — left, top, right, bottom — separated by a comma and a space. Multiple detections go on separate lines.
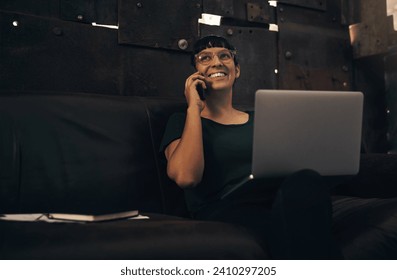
159, 35, 342, 260
162, 35, 247, 189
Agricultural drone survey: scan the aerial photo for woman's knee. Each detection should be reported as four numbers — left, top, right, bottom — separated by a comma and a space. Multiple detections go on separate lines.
276, 169, 330, 207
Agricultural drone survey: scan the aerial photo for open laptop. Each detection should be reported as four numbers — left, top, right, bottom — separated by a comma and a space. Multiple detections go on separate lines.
221, 89, 363, 198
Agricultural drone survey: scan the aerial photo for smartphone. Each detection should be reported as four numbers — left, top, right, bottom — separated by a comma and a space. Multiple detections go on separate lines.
196, 84, 206, 100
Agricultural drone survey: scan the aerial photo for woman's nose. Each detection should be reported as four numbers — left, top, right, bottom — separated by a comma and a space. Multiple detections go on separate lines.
211, 54, 223, 66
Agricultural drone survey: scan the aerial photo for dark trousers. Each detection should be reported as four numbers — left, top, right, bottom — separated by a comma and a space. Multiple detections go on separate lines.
194, 169, 344, 259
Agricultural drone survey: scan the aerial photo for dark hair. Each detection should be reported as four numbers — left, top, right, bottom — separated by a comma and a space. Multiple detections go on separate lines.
191, 35, 238, 67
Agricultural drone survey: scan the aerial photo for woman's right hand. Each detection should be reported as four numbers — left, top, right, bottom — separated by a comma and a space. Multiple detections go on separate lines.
184, 71, 207, 112
165, 72, 206, 188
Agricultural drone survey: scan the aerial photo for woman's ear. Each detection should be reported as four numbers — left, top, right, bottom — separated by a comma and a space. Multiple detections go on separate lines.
235, 65, 241, 79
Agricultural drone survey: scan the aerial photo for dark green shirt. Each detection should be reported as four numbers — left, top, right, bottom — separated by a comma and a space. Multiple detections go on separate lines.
160, 111, 254, 213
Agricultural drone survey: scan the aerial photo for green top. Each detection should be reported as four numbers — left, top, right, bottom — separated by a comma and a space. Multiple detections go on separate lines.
160, 111, 254, 213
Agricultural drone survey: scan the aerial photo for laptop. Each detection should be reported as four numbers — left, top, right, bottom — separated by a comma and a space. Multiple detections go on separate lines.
221, 89, 363, 198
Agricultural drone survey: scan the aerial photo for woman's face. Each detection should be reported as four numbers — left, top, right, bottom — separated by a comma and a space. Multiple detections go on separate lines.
195, 47, 240, 93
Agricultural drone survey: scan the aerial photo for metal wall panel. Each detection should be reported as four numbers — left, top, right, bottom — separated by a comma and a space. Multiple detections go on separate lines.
118, 0, 201, 52
246, 2, 275, 24
385, 48, 397, 153
0, 0, 118, 25
347, 0, 394, 152
340, 0, 360, 26
60, 0, 118, 25
203, 0, 276, 24
203, 0, 234, 18
348, 0, 390, 58
278, 0, 326, 11
353, 56, 389, 153
95, 0, 118, 25
0, 12, 120, 94
277, 1, 343, 28
277, 3, 352, 90
0, 0, 60, 19
0, 12, 192, 98
60, 0, 96, 23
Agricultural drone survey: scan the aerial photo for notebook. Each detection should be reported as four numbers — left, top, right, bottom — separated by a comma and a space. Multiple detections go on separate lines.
221, 89, 363, 198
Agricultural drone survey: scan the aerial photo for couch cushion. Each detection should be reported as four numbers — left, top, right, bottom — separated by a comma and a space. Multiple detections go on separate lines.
332, 195, 397, 259
333, 153, 397, 198
143, 97, 189, 217
0, 214, 268, 259
0, 93, 163, 214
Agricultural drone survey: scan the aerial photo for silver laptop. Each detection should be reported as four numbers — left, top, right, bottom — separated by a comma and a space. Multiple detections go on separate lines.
221, 89, 363, 199
252, 89, 363, 178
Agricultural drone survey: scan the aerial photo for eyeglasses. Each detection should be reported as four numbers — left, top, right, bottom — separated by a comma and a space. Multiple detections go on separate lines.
195, 49, 236, 65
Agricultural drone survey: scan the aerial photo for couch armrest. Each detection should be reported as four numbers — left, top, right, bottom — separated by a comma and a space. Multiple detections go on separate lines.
333, 153, 397, 198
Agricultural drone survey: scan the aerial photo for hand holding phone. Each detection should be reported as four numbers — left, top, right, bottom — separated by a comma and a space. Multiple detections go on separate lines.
196, 83, 206, 100
185, 72, 207, 111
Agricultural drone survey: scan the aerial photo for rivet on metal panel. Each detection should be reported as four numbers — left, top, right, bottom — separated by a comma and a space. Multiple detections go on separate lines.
178, 39, 189, 50
137, 2, 143, 8
280, 17, 285, 22
280, 7, 284, 12
77, 15, 84, 21
227, 28, 234, 36
284, 51, 293, 59
343, 82, 348, 87
342, 65, 349, 72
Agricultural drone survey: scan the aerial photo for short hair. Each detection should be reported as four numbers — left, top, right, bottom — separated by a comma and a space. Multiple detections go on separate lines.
191, 35, 238, 67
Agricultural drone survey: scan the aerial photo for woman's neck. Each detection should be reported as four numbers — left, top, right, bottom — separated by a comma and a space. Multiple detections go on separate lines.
201, 90, 248, 124
202, 89, 233, 117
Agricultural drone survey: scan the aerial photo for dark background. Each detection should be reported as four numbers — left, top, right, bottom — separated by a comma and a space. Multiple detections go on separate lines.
1, 0, 396, 152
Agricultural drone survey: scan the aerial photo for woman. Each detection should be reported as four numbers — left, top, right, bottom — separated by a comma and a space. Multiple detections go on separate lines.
160, 35, 342, 259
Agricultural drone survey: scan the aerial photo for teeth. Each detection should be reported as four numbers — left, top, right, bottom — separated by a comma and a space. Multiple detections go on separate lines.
209, 73, 226, 78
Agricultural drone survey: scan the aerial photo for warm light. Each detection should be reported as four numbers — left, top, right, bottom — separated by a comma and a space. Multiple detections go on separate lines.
198, 13, 222, 26
348, 24, 357, 45
269, 24, 279, 32
12, 21, 19, 27
91, 22, 118, 29
274, 69, 278, 74
387, 0, 397, 30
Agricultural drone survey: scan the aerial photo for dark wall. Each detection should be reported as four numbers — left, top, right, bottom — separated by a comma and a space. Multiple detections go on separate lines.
348, 0, 397, 153
0, 0, 396, 152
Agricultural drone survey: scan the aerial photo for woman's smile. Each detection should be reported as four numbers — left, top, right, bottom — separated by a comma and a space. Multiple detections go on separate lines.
208, 72, 227, 78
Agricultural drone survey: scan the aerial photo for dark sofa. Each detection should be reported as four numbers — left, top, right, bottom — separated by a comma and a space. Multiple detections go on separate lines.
1, 91, 397, 259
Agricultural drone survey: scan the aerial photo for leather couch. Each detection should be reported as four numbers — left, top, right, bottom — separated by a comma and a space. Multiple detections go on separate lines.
1, 91, 397, 259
